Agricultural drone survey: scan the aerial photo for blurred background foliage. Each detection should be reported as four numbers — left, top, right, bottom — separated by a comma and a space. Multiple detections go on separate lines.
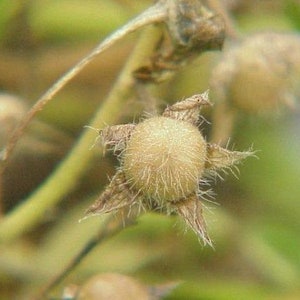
0, 0, 299, 299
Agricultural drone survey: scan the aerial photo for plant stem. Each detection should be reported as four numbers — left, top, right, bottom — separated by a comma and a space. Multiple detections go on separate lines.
210, 101, 237, 146
0, 1, 165, 170
240, 230, 299, 288
34, 210, 137, 300
0, 25, 162, 243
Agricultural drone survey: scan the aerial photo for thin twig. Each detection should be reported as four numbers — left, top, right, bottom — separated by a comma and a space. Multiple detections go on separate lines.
33, 211, 137, 300
0, 1, 166, 173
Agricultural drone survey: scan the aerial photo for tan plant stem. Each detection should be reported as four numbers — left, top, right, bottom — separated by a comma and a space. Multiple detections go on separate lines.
0, 1, 166, 172
0, 25, 162, 243
33, 210, 137, 300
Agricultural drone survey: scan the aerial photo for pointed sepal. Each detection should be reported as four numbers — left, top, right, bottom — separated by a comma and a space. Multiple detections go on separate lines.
205, 143, 254, 177
162, 92, 212, 124
100, 124, 136, 153
175, 194, 212, 246
84, 170, 137, 218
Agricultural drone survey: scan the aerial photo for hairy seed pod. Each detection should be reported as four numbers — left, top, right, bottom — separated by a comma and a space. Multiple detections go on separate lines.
122, 116, 206, 203
85, 93, 253, 245
211, 33, 300, 113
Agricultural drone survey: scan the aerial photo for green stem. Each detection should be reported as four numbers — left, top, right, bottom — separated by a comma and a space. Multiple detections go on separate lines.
240, 230, 299, 288
210, 101, 237, 146
34, 209, 137, 300
0, 25, 162, 243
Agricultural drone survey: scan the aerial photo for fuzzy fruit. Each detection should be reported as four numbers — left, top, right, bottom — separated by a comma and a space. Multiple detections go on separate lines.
122, 116, 206, 203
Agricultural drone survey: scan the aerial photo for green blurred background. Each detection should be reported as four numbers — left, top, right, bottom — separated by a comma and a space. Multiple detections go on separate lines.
0, 0, 299, 299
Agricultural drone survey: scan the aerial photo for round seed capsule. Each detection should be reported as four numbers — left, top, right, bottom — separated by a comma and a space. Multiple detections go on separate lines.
123, 116, 206, 202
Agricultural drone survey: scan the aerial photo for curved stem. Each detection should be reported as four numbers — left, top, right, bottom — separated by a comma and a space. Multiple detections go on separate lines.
34, 209, 137, 300
0, 1, 166, 171
0, 25, 162, 243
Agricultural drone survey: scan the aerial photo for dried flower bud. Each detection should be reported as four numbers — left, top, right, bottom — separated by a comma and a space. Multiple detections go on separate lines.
85, 93, 253, 245
211, 32, 300, 113
166, 0, 225, 51
134, 1, 225, 82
